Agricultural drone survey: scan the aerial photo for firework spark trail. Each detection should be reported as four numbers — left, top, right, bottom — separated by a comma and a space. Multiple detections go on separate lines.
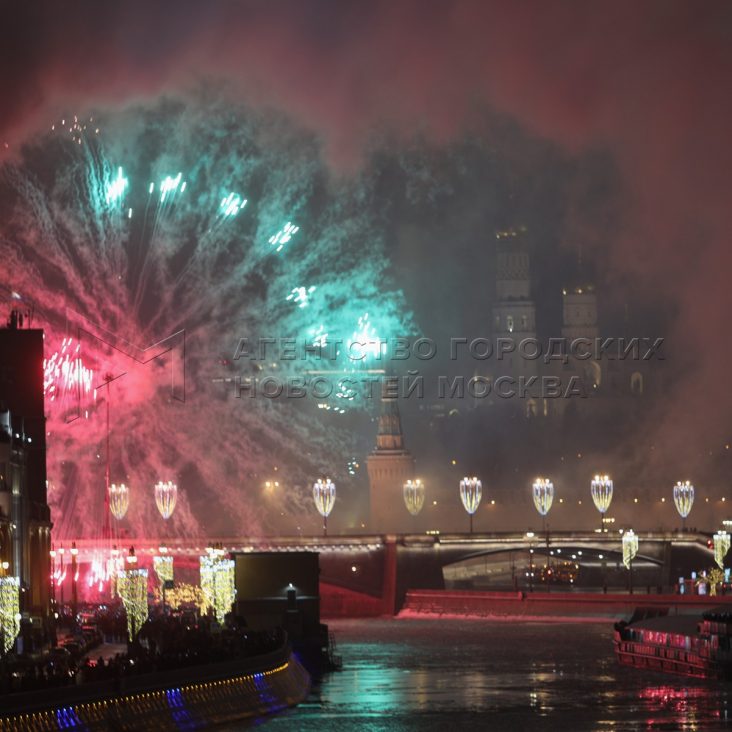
0, 97, 413, 540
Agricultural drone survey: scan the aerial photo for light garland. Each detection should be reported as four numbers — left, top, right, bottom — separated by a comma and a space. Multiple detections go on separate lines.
622, 529, 639, 569
117, 568, 148, 639
0, 576, 20, 654
153, 555, 174, 584
714, 530, 730, 570
200, 553, 236, 623
156, 582, 208, 613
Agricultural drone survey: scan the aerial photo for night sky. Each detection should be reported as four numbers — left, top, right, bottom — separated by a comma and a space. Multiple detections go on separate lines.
1, 1, 731, 536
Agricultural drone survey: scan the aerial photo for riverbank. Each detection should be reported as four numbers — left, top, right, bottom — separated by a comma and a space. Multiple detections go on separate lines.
399, 589, 732, 622
0, 644, 310, 730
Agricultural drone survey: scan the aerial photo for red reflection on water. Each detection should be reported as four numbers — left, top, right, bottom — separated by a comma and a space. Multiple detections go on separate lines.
639, 685, 721, 728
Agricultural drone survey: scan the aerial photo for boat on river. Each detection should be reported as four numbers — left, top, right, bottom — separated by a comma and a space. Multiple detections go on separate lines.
613, 609, 732, 679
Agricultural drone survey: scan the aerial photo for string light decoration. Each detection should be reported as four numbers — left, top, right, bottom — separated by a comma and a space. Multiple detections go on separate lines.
154, 481, 178, 520
109, 483, 130, 520
590, 475, 613, 532
673, 481, 695, 531
459, 477, 482, 533
714, 530, 731, 570
200, 551, 236, 623
117, 568, 148, 639
403, 479, 425, 516
0, 577, 20, 654
313, 478, 336, 536
153, 555, 174, 584
155, 583, 207, 613
622, 530, 639, 570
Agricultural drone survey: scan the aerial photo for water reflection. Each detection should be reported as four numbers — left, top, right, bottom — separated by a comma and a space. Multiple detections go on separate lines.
259, 619, 732, 731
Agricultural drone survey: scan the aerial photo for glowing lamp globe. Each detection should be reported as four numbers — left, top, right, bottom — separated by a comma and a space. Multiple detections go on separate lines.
673, 481, 694, 529
532, 478, 554, 517
154, 481, 178, 520
590, 475, 613, 530
403, 479, 425, 516
313, 478, 336, 535
459, 477, 482, 533
109, 483, 129, 520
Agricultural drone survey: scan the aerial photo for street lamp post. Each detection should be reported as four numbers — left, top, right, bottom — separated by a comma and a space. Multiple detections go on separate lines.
58, 546, 65, 608
49, 548, 56, 610
313, 478, 336, 536
532, 478, 554, 535
591, 475, 614, 533
109, 483, 130, 521
70, 543, 78, 618
673, 481, 694, 532
526, 531, 535, 592
154, 481, 178, 520
459, 477, 482, 534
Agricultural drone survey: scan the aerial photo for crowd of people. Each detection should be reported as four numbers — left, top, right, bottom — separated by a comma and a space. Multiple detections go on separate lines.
0, 608, 285, 695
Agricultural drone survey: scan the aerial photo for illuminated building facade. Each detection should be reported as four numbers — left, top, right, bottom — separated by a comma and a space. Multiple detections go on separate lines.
0, 318, 52, 617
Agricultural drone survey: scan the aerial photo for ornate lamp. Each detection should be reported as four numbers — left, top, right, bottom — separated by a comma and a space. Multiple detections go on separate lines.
714, 530, 730, 570
109, 483, 129, 520
313, 478, 336, 536
532, 478, 554, 533
673, 481, 694, 532
622, 529, 639, 594
459, 477, 482, 534
154, 481, 178, 520
403, 479, 425, 517
590, 475, 613, 533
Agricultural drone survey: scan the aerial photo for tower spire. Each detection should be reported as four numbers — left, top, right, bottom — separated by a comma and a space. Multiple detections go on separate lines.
375, 377, 405, 451
366, 374, 415, 531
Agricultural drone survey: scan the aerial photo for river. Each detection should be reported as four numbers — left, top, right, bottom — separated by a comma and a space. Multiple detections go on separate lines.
262, 617, 732, 731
